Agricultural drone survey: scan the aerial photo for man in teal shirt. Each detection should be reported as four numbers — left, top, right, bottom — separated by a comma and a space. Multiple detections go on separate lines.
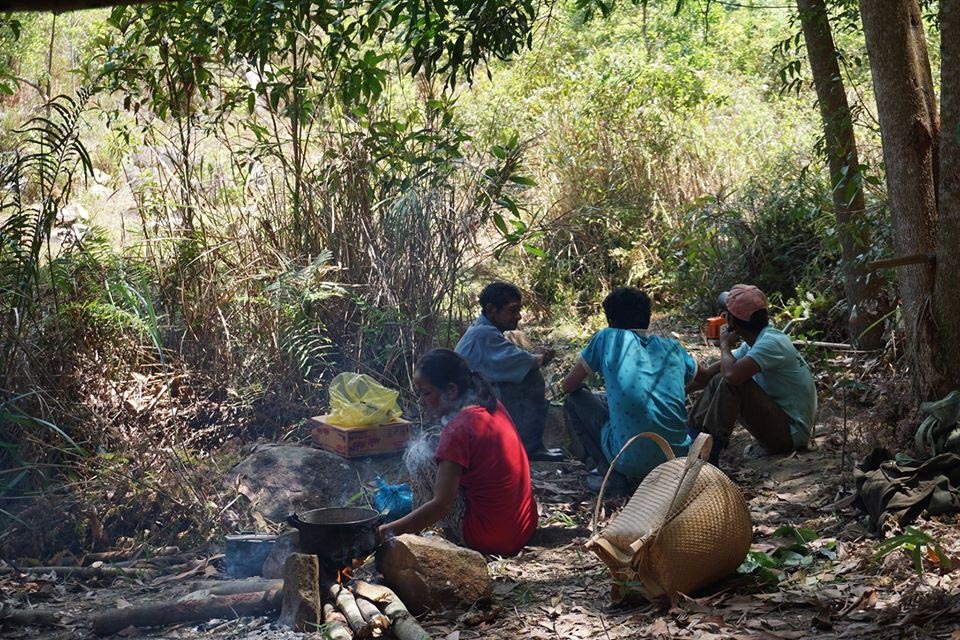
562, 287, 697, 493
688, 284, 817, 463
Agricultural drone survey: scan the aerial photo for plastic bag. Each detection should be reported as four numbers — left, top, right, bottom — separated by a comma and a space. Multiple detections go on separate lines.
327, 372, 402, 427
373, 477, 413, 523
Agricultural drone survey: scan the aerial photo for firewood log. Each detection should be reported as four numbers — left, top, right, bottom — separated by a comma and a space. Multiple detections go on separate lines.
352, 580, 429, 640
0, 605, 62, 627
351, 590, 390, 632
91, 589, 282, 635
322, 602, 354, 640
183, 578, 283, 598
327, 583, 370, 638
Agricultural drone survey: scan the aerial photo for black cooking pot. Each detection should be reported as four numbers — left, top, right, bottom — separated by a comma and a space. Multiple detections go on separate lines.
287, 507, 380, 567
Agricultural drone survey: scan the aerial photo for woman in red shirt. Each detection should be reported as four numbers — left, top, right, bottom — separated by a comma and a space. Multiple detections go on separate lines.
378, 348, 538, 556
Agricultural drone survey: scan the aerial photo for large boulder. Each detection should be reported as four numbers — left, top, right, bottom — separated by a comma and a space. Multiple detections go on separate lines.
224, 445, 365, 522
377, 533, 492, 615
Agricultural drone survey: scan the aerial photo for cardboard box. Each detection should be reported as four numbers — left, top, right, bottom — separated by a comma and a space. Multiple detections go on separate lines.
309, 415, 410, 458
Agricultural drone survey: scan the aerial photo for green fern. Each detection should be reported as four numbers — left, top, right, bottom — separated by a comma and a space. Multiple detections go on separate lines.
0, 90, 94, 386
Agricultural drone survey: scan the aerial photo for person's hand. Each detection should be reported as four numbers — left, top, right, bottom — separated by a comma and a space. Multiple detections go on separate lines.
535, 347, 556, 366
719, 328, 739, 351
377, 524, 392, 543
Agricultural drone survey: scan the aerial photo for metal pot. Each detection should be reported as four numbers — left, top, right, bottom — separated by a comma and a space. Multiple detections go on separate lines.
286, 507, 380, 568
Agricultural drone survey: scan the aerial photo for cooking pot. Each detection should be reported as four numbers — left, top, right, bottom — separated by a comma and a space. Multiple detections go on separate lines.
287, 506, 380, 568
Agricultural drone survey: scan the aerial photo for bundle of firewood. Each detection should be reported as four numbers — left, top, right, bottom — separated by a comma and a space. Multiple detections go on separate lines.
322, 579, 428, 640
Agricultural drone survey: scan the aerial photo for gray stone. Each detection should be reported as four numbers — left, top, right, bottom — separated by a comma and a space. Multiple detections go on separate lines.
261, 530, 300, 579
377, 533, 492, 615
277, 553, 320, 632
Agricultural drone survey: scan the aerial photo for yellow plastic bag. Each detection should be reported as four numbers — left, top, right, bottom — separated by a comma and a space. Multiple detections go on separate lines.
326, 373, 402, 427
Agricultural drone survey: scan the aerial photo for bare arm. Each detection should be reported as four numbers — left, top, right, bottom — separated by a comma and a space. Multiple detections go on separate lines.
378, 461, 462, 540
561, 358, 590, 394
686, 360, 717, 392
719, 331, 760, 386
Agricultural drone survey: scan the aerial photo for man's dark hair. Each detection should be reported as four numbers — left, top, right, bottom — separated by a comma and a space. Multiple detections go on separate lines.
729, 308, 769, 334
479, 281, 522, 311
602, 287, 651, 330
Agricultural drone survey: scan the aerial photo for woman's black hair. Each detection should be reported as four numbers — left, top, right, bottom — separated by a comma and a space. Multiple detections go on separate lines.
415, 348, 497, 413
478, 281, 522, 312
729, 308, 769, 334
602, 287, 651, 329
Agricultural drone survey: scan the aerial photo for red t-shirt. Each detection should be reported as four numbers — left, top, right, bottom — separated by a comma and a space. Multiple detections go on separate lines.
435, 401, 538, 556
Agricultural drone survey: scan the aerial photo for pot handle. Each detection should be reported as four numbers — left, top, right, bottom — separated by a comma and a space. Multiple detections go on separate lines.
286, 513, 304, 529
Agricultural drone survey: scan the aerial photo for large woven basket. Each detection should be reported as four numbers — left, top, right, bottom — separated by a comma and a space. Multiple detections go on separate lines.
586, 432, 752, 603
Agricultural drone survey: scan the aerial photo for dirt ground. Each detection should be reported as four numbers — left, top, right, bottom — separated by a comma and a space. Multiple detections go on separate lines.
3, 418, 959, 639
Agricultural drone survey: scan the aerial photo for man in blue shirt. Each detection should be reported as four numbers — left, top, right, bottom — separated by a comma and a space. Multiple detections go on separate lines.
455, 282, 564, 462
688, 284, 817, 464
561, 287, 697, 493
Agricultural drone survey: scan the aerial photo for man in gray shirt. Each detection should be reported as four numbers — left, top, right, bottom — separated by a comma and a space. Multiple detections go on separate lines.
455, 282, 564, 462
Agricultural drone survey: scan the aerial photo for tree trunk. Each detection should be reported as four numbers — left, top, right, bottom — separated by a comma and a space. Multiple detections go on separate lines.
858, 0, 944, 400
796, 0, 885, 349
935, 2, 960, 390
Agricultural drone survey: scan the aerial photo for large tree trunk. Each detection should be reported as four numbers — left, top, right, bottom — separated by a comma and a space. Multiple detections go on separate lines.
936, 3, 960, 390
859, 0, 945, 400
796, 0, 885, 349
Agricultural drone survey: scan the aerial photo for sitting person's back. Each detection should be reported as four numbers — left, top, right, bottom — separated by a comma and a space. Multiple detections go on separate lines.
562, 288, 697, 491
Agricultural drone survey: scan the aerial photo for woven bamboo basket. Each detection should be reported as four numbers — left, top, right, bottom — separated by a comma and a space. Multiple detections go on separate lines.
586, 432, 752, 603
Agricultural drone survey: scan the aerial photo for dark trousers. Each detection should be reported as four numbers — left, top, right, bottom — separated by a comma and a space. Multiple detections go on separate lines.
563, 388, 610, 471
494, 368, 548, 454
688, 374, 794, 453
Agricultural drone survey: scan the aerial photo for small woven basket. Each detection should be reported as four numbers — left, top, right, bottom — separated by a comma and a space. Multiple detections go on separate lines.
586, 432, 752, 603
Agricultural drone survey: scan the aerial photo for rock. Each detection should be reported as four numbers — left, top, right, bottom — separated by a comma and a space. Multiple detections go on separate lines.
224, 445, 365, 522
377, 534, 492, 615
277, 553, 320, 632
261, 530, 300, 579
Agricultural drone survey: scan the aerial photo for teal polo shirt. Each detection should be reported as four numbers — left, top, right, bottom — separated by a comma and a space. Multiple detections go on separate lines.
580, 328, 696, 479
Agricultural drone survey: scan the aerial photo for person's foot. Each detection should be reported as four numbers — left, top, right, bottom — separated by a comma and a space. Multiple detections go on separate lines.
742, 443, 771, 459
528, 447, 565, 462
